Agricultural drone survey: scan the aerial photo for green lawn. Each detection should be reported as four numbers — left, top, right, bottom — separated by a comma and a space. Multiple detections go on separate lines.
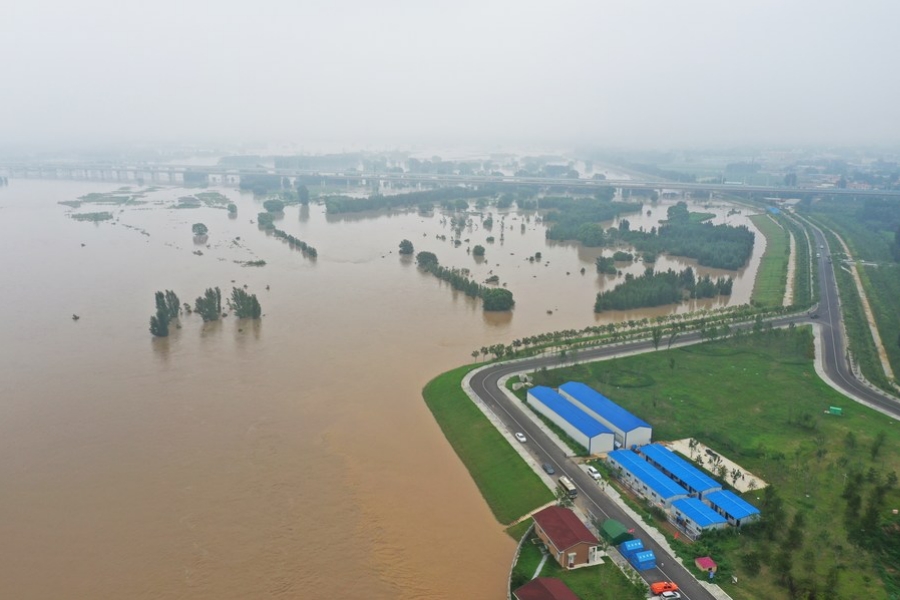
749, 214, 789, 307
529, 327, 900, 599
422, 365, 554, 524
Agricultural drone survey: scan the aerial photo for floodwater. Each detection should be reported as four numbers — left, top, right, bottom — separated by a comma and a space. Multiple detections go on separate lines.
0, 181, 764, 599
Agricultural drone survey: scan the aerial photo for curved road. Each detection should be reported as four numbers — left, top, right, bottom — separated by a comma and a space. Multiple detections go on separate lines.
468, 226, 900, 599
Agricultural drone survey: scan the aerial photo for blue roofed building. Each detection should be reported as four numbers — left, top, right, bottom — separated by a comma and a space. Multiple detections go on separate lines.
639, 444, 722, 498
606, 449, 688, 508
618, 538, 644, 560
558, 382, 652, 449
527, 387, 616, 454
629, 549, 656, 571
671, 498, 728, 538
703, 490, 760, 526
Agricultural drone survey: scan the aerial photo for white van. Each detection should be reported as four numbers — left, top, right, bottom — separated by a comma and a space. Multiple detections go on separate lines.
586, 465, 601, 481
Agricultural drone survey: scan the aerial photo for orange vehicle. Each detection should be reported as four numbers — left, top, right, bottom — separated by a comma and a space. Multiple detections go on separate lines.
650, 581, 679, 595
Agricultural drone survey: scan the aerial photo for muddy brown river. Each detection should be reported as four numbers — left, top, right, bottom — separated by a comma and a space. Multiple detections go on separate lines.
0, 180, 763, 599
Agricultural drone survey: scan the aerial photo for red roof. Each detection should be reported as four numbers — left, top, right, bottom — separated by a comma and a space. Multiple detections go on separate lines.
695, 556, 717, 571
532, 506, 599, 552
514, 577, 579, 600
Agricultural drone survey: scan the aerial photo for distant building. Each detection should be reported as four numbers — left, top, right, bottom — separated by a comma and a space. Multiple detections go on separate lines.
513, 577, 579, 600
527, 387, 615, 454
703, 490, 760, 526
638, 444, 721, 498
559, 382, 652, 449
531, 506, 603, 569
671, 498, 728, 538
607, 449, 688, 508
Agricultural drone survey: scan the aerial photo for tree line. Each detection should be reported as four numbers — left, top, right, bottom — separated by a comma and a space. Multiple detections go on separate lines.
594, 266, 733, 312
323, 185, 502, 214
415, 251, 514, 311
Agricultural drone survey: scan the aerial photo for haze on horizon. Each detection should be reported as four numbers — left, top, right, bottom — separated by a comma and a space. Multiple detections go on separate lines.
2, 0, 899, 151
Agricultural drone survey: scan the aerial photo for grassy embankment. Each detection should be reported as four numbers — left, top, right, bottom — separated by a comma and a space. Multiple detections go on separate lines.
748, 214, 789, 307
421, 365, 554, 525
529, 327, 900, 600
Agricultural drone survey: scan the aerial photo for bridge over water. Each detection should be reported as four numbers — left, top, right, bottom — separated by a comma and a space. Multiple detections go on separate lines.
3, 162, 899, 198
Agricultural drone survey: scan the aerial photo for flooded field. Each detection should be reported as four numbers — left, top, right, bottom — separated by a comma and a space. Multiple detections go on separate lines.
0, 180, 765, 599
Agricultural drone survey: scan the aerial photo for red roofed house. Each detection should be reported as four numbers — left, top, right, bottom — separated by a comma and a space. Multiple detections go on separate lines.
532, 506, 602, 569
513, 577, 579, 600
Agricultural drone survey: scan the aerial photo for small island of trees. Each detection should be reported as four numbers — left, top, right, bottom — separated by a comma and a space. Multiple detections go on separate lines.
594, 266, 732, 312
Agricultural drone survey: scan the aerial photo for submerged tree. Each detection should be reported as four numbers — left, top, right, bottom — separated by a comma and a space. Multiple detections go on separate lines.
192, 223, 208, 236
229, 287, 262, 319
399, 239, 414, 255
164, 290, 181, 321
149, 291, 170, 337
194, 287, 222, 322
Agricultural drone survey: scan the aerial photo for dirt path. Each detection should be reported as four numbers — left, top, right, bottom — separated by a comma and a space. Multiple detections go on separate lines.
783, 217, 796, 306
829, 229, 897, 384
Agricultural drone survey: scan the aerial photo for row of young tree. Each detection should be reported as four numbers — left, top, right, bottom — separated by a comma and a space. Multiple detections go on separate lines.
149, 287, 262, 336
271, 227, 318, 258
255, 213, 318, 258
415, 251, 515, 311
594, 266, 733, 312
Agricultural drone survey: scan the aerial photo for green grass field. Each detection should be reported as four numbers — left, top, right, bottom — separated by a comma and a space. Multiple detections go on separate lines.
422, 365, 554, 524
749, 214, 789, 307
530, 327, 900, 600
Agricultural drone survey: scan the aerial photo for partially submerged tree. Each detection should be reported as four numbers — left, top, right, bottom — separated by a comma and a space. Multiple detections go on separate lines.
229, 287, 262, 319
263, 199, 285, 213
399, 239, 414, 255
192, 223, 208, 236
194, 287, 222, 322
149, 291, 171, 337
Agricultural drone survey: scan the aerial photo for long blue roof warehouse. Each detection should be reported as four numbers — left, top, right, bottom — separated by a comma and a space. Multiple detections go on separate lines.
671, 498, 728, 538
639, 444, 721, 498
559, 382, 652, 449
704, 490, 760, 526
527, 387, 615, 454
607, 449, 688, 508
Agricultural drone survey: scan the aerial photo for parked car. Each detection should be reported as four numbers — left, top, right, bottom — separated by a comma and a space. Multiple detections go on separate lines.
542, 463, 555, 475
660, 592, 681, 599
515, 432, 527, 443
651, 582, 679, 595
586, 465, 601, 481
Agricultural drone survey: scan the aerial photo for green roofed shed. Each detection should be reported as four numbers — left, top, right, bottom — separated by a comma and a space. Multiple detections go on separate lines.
600, 519, 633, 546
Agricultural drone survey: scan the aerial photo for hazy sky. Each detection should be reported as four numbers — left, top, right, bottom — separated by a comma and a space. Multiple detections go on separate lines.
2, 0, 899, 149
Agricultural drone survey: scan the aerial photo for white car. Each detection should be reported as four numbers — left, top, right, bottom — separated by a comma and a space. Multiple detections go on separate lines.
586, 465, 601, 481
515, 432, 527, 443
660, 592, 681, 599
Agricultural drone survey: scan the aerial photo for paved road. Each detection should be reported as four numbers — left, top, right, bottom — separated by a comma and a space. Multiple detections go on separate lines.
467, 224, 900, 599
